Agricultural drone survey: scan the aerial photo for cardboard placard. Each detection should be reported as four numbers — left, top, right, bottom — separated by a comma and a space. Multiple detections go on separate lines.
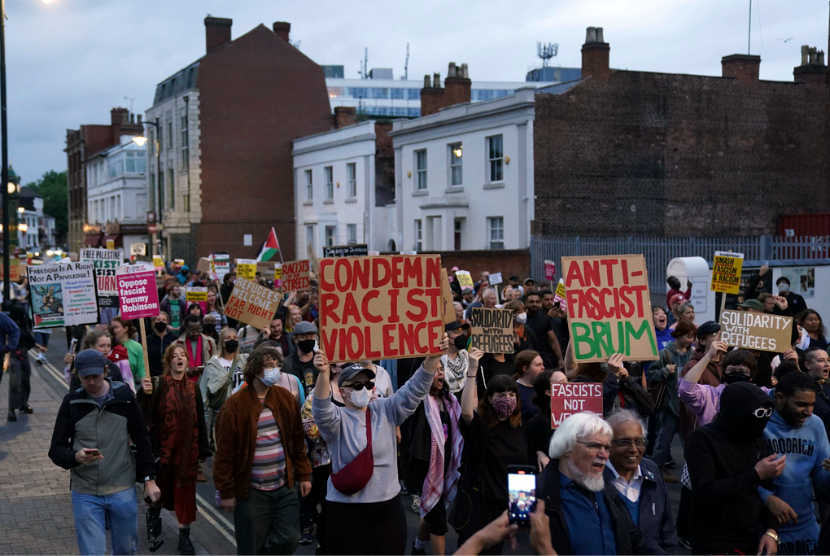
223, 277, 282, 330
489, 272, 503, 286
27, 262, 98, 329
80, 248, 123, 309
563, 254, 658, 362
256, 262, 277, 281
441, 268, 456, 324
197, 257, 212, 273
544, 260, 556, 281
0, 258, 23, 282
319, 254, 445, 363
116, 263, 161, 320
553, 278, 567, 312
323, 244, 369, 258
469, 307, 514, 354
130, 243, 147, 256
236, 259, 257, 280
719, 310, 794, 353
456, 270, 474, 290
711, 251, 744, 295
282, 260, 311, 291
550, 383, 603, 429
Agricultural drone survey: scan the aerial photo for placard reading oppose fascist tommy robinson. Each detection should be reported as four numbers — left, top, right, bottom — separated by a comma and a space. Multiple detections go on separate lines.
116, 263, 160, 320
224, 277, 282, 330
469, 308, 514, 354
719, 310, 794, 353
319, 254, 445, 363
563, 254, 658, 362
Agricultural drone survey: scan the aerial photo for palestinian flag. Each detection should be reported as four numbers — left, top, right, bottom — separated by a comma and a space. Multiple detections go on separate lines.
257, 228, 281, 262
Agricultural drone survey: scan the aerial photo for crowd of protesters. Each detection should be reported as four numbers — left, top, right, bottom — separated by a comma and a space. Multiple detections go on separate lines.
5, 257, 824, 555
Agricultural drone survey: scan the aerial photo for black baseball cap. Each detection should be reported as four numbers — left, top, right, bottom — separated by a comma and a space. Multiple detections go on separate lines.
696, 321, 721, 338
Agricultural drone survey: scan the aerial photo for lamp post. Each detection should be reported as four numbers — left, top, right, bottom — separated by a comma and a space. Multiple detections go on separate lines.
2, 0, 11, 302
133, 117, 163, 257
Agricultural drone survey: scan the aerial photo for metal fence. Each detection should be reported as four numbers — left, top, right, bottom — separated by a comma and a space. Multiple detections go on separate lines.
531, 235, 830, 293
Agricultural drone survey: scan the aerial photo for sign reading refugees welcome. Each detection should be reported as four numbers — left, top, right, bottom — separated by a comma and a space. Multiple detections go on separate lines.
224, 277, 281, 330
563, 254, 658, 362
319, 254, 445, 363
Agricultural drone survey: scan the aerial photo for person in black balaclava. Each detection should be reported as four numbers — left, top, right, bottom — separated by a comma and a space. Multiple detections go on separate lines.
685, 382, 784, 555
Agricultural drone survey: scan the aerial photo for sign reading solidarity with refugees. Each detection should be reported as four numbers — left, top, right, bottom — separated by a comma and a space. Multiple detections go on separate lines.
563, 254, 658, 362
469, 308, 514, 354
710, 251, 744, 295
235, 259, 257, 280
223, 277, 282, 330
116, 263, 161, 320
323, 244, 369, 258
319, 254, 445, 363
27, 262, 98, 329
545, 260, 557, 281
455, 270, 474, 289
80, 248, 123, 308
282, 260, 311, 291
719, 310, 794, 353
550, 383, 603, 429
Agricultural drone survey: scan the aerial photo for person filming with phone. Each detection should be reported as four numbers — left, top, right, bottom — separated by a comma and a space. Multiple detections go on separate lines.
49, 349, 160, 555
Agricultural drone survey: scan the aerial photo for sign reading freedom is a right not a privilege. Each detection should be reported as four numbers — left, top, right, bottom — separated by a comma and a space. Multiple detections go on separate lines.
116, 263, 160, 320
563, 254, 658, 362
319, 254, 445, 363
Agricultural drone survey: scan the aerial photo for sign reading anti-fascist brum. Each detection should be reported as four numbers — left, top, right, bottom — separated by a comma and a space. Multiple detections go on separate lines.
319, 254, 445, 363
710, 251, 744, 295
563, 255, 658, 362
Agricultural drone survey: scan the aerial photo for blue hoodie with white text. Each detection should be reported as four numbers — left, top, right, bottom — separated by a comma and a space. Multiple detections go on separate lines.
761, 410, 830, 555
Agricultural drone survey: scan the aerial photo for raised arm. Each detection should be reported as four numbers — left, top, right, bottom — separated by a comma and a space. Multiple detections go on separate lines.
683, 336, 726, 385
563, 339, 578, 379
461, 347, 484, 425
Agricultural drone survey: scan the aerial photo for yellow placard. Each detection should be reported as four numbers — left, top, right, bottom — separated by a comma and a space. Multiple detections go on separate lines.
152, 256, 164, 270
236, 259, 257, 280
710, 251, 744, 295
105, 239, 115, 250
455, 270, 474, 289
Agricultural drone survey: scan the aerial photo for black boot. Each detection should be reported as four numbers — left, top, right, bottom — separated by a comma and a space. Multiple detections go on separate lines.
7, 409, 16, 422
177, 528, 195, 555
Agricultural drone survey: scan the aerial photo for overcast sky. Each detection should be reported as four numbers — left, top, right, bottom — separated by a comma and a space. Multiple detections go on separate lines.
8, 0, 829, 183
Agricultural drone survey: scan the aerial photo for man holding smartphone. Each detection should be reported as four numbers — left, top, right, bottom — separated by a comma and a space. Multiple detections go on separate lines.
49, 349, 160, 555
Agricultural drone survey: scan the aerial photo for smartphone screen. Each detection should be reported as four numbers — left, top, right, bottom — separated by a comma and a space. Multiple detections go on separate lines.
84, 448, 101, 457
508, 467, 537, 526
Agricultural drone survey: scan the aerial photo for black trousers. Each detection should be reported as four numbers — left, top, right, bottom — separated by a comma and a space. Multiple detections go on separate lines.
325, 496, 407, 555
300, 465, 330, 530
456, 500, 506, 555
8, 350, 31, 409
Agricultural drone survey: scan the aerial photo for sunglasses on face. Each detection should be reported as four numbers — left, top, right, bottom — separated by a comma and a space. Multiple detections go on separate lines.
752, 407, 773, 419
345, 381, 375, 391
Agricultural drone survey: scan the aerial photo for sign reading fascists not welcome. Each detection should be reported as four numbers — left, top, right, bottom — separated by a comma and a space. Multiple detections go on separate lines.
550, 382, 603, 429
719, 310, 794, 353
319, 254, 445, 363
469, 307, 514, 354
224, 277, 282, 330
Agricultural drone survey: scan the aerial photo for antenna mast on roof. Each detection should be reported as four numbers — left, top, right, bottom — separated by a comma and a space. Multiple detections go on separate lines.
124, 96, 136, 114
403, 43, 409, 80
537, 42, 559, 68
358, 48, 369, 79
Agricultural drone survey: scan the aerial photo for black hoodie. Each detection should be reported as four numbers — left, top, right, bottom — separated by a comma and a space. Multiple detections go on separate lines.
685, 382, 777, 554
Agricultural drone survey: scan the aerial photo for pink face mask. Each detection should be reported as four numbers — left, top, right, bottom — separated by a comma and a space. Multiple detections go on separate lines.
491, 396, 516, 419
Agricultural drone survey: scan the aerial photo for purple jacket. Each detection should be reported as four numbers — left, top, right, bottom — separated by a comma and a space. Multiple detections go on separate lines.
678, 380, 770, 427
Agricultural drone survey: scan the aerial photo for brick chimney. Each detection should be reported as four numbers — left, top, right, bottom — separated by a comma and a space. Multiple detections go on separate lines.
205, 17, 232, 54
420, 63, 471, 117
334, 106, 357, 129
273, 21, 290, 42
793, 44, 829, 84
721, 54, 761, 84
581, 27, 611, 82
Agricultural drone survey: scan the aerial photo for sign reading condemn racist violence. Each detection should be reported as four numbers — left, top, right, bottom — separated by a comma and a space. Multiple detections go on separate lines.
116, 263, 160, 320
563, 255, 658, 362
319, 254, 445, 363
550, 383, 603, 429
719, 310, 794, 353
469, 308, 514, 354
711, 251, 744, 295
282, 260, 311, 291
224, 277, 282, 330
27, 262, 98, 329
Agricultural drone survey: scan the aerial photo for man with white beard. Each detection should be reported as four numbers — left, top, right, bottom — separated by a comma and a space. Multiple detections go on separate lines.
537, 412, 665, 555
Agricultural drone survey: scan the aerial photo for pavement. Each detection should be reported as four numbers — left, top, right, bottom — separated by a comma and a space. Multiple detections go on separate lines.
0, 327, 690, 555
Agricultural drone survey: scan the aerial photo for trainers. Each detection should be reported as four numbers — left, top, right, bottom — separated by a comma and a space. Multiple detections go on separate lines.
299, 524, 315, 545
410, 494, 420, 513
661, 467, 678, 483
19, 405, 33, 414
35, 353, 46, 364
411, 541, 427, 555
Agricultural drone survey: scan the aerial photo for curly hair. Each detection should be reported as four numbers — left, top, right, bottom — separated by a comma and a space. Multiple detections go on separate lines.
110, 316, 136, 341
162, 344, 188, 376
243, 344, 285, 385
478, 374, 522, 428
82, 328, 112, 351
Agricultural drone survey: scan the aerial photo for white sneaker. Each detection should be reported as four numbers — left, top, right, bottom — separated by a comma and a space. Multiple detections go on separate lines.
35, 353, 47, 364
410, 494, 420, 513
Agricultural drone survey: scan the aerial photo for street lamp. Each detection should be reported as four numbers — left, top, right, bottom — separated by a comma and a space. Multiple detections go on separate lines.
133, 117, 163, 257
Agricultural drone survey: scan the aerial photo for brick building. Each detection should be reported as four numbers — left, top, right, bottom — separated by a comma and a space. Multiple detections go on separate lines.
65, 108, 142, 257
145, 17, 331, 263
533, 27, 830, 238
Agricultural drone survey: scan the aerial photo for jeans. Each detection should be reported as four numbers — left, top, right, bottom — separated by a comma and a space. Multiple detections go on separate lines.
652, 411, 681, 468
234, 484, 301, 555
71, 487, 138, 555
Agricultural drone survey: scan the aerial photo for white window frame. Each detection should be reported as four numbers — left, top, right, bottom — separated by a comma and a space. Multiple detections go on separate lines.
487, 216, 504, 250
325, 166, 334, 200
414, 219, 423, 251
325, 225, 336, 247
305, 169, 313, 201
486, 135, 504, 182
346, 224, 357, 245
448, 143, 462, 186
415, 149, 427, 190
347, 163, 357, 198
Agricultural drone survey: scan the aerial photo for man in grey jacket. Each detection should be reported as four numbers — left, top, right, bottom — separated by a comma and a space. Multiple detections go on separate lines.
49, 350, 160, 555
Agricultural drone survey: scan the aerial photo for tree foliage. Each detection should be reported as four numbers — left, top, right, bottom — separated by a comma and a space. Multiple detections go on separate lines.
26, 170, 68, 243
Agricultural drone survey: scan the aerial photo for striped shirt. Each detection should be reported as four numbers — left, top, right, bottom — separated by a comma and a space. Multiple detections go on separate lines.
250, 402, 287, 491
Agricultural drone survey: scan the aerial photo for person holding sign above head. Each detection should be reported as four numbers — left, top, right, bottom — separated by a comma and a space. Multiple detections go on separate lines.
310, 334, 449, 556
455, 348, 528, 555
256, 316, 295, 359
678, 321, 725, 441
570, 350, 654, 419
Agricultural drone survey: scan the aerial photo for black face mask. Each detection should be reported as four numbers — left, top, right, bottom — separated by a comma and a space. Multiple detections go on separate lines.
297, 339, 316, 353
453, 334, 469, 351
224, 339, 239, 353
153, 321, 167, 333
724, 372, 751, 385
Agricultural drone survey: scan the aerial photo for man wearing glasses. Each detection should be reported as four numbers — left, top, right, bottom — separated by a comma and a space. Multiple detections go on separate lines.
685, 382, 783, 555
604, 410, 677, 553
